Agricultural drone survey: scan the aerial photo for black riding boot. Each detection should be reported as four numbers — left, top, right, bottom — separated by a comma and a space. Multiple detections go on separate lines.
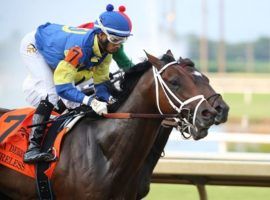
24, 98, 55, 163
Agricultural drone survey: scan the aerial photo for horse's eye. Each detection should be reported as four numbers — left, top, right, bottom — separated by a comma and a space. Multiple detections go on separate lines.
169, 78, 179, 86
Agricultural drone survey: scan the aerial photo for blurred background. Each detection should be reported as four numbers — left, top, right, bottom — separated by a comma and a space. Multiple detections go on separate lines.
1, 0, 270, 199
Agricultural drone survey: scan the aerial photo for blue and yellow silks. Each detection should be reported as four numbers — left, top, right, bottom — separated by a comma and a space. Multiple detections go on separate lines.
35, 23, 111, 103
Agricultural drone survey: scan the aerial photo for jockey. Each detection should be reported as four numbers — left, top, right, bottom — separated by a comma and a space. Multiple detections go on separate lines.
20, 4, 133, 163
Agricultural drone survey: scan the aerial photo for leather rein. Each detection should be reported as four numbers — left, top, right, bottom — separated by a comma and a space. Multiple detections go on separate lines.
102, 92, 220, 119
102, 113, 180, 119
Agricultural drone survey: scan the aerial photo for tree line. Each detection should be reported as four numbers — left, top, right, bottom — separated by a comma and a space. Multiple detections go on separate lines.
187, 34, 270, 72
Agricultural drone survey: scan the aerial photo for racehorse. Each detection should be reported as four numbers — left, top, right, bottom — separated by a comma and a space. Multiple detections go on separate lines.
0, 51, 217, 199
122, 50, 229, 199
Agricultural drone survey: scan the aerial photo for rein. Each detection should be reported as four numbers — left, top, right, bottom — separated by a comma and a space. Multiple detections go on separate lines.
103, 113, 180, 119
28, 111, 180, 128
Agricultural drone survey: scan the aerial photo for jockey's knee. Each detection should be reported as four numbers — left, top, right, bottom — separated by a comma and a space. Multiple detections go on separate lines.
23, 85, 58, 108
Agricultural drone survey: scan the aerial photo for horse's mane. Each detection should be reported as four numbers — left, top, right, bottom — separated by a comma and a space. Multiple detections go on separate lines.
108, 61, 152, 112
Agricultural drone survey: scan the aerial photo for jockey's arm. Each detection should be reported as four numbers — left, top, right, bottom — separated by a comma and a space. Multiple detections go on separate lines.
54, 59, 92, 105
113, 44, 134, 71
53, 47, 111, 105
92, 55, 111, 102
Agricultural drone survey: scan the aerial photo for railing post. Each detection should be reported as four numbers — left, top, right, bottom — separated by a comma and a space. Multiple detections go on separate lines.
196, 184, 208, 200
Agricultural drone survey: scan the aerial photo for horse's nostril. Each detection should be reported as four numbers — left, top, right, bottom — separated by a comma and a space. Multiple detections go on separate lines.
215, 105, 230, 116
215, 105, 222, 114
202, 109, 214, 117
202, 110, 209, 117
201, 108, 217, 120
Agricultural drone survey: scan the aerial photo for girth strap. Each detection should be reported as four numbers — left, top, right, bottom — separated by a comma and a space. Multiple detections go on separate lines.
35, 115, 67, 200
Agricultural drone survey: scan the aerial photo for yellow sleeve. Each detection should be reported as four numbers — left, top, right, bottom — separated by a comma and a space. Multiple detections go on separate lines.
74, 70, 93, 83
54, 60, 77, 85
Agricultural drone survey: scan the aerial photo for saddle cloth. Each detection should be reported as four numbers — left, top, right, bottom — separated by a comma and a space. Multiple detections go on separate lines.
0, 107, 81, 179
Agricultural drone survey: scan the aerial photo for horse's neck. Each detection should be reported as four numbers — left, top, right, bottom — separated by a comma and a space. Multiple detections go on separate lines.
57, 70, 162, 196
100, 71, 162, 185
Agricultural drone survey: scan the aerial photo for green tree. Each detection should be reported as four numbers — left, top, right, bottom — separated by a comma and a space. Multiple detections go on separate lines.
254, 37, 270, 61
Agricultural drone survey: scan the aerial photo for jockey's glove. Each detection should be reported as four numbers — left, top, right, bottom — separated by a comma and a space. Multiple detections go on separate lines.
90, 98, 108, 115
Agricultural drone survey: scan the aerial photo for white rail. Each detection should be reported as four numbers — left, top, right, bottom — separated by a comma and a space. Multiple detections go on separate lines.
169, 131, 270, 143
152, 132, 270, 200
168, 131, 270, 153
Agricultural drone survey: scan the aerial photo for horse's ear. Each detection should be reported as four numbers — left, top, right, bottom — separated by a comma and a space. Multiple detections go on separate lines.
144, 50, 163, 69
166, 49, 174, 58
178, 57, 184, 63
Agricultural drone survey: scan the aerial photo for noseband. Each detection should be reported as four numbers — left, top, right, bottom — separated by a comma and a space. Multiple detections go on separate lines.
152, 61, 206, 137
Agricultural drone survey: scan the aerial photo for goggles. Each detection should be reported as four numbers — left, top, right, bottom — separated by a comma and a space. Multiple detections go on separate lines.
106, 34, 127, 44
95, 18, 129, 44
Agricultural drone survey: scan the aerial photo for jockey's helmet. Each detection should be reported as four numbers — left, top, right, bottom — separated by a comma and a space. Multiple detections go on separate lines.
95, 4, 132, 44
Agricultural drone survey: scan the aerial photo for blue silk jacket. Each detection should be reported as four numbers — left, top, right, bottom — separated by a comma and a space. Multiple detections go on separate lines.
35, 22, 112, 103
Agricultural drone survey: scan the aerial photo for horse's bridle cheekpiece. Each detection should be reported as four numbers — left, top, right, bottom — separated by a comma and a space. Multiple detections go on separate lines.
152, 61, 206, 138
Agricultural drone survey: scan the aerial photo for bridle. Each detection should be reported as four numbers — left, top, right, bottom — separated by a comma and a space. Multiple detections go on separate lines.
152, 61, 206, 137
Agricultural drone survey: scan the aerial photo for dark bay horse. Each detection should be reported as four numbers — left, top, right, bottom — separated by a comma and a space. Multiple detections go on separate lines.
0, 52, 217, 199
122, 50, 229, 199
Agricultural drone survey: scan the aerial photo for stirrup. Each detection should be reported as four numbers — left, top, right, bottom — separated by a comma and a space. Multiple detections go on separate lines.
24, 151, 57, 163
45, 147, 57, 162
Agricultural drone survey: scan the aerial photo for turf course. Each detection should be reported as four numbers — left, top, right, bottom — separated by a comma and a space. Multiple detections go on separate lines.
223, 93, 270, 120
146, 184, 270, 200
